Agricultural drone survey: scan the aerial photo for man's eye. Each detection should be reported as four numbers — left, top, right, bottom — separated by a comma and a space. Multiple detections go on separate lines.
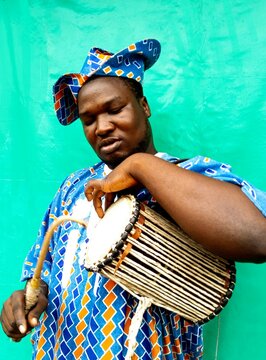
108, 107, 122, 115
81, 116, 94, 126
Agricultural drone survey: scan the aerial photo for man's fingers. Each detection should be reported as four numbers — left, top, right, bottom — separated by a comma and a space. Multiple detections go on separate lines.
11, 291, 27, 334
1, 298, 26, 340
85, 185, 94, 201
27, 293, 48, 328
105, 193, 116, 212
0, 308, 14, 335
85, 180, 108, 217
92, 190, 105, 218
85, 185, 104, 203
85, 179, 107, 201
11, 337, 22, 342
85, 180, 117, 217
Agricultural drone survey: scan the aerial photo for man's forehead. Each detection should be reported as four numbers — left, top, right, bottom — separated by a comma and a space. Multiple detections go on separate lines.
79, 77, 131, 99
78, 82, 135, 115
82, 76, 127, 89
78, 94, 125, 115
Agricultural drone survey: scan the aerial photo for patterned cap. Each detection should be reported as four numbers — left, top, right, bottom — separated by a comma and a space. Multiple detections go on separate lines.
53, 39, 161, 125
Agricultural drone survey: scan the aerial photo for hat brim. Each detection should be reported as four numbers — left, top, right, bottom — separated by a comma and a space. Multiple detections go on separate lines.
53, 73, 89, 125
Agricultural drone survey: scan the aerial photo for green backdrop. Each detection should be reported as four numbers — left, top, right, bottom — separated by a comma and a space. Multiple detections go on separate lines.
1, 1, 266, 359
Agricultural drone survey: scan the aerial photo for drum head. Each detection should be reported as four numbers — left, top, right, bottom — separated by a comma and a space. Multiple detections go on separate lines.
85, 196, 135, 268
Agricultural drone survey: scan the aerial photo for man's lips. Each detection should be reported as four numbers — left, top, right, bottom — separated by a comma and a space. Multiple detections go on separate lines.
99, 138, 122, 155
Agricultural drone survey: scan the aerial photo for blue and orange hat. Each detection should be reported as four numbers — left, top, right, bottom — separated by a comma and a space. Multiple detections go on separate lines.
53, 39, 161, 126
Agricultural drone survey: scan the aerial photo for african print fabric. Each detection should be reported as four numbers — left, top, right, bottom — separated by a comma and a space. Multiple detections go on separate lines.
21, 153, 266, 359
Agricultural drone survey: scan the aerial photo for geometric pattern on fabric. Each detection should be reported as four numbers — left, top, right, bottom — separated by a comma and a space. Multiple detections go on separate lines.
53, 39, 161, 126
73, 280, 92, 359
21, 153, 266, 359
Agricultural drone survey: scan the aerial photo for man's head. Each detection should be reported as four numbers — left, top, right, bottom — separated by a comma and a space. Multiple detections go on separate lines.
78, 76, 155, 169
52, 38, 161, 167
53, 39, 161, 126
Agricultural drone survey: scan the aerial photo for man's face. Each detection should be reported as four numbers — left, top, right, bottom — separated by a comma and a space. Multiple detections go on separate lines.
78, 77, 155, 168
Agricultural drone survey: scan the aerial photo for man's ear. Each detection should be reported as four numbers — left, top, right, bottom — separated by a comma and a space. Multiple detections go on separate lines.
140, 96, 151, 118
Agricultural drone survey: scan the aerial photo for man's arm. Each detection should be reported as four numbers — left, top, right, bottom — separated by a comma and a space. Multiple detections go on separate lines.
0, 279, 48, 341
85, 153, 266, 263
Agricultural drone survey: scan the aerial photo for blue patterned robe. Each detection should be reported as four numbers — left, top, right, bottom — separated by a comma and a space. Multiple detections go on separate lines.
21, 153, 266, 359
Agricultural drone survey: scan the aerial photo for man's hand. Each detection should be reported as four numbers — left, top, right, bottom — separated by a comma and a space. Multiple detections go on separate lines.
0, 281, 48, 342
85, 156, 139, 218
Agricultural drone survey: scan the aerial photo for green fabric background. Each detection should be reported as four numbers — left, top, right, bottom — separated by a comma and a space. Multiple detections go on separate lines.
0, 1, 265, 359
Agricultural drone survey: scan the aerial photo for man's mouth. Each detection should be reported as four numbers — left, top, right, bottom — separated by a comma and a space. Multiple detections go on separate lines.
99, 138, 122, 155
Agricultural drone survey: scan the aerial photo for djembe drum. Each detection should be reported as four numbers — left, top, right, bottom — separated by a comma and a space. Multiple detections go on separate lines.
84, 195, 236, 325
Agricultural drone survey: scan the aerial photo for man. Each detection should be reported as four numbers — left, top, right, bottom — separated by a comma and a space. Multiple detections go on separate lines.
1, 39, 266, 359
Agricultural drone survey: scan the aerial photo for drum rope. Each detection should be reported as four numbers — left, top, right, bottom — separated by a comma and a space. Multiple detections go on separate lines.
138, 213, 230, 271
128, 235, 229, 292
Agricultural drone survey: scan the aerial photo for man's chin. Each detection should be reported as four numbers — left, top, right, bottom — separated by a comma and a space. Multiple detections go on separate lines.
99, 144, 149, 169
100, 153, 127, 169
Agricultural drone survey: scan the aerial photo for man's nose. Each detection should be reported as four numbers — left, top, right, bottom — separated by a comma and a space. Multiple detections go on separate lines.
95, 114, 115, 136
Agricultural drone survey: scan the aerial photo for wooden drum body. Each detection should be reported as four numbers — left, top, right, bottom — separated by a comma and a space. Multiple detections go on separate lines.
84, 195, 236, 324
